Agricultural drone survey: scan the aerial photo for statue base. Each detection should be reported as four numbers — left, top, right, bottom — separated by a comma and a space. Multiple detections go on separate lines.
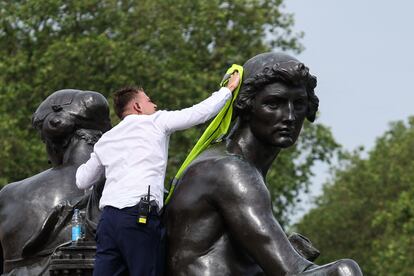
49, 239, 96, 275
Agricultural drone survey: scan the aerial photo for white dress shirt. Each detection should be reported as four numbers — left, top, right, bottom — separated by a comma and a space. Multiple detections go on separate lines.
76, 87, 231, 209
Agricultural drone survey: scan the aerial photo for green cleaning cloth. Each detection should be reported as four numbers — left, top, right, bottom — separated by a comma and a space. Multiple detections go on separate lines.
165, 64, 244, 204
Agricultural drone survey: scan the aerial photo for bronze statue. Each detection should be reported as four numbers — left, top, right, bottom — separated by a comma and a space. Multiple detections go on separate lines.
0, 89, 110, 275
165, 53, 363, 275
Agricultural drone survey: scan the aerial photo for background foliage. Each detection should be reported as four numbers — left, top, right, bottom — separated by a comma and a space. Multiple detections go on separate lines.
0, 0, 338, 226
4, 0, 412, 272
295, 117, 414, 275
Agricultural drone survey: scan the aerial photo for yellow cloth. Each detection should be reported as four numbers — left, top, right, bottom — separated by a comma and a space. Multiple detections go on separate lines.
165, 64, 244, 204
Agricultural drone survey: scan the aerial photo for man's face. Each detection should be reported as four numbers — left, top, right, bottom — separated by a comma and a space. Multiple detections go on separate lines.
137, 91, 157, 115
249, 82, 308, 148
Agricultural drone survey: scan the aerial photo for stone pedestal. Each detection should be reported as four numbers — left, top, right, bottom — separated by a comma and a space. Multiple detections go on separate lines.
49, 240, 96, 276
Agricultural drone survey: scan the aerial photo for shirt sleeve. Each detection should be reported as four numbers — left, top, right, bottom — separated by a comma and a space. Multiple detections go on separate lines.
76, 152, 105, 190
155, 87, 232, 133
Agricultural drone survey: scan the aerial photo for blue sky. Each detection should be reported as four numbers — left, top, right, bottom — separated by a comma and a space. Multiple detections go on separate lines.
284, 0, 414, 221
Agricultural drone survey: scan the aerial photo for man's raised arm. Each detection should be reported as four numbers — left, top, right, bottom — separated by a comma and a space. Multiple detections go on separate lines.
155, 72, 240, 133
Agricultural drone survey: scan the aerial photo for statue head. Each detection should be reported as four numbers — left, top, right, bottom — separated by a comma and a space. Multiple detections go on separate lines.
32, 89, 111, 165
234, 52, 318, 148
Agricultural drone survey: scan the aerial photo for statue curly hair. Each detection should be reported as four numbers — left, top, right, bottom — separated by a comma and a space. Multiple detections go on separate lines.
235, 52, 319, 122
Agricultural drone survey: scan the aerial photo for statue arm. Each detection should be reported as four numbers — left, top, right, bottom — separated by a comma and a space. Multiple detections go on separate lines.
0, 189, 4, 274
1, 240, 3, 274
212, 161, 312, 275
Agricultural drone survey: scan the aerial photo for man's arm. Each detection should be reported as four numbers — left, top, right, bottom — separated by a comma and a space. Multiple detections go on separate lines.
75, 152, 105, 190
210, 159, 312, 275
156, 72, 239, 133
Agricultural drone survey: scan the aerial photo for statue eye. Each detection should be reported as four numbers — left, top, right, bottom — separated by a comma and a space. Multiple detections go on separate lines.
263, 96, 284, 109
294, 99, 306, 110
266, 102, 280, 109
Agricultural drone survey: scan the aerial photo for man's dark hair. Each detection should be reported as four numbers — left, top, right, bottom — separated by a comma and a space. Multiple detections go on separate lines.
235, 53, 319, 122
113, 86, 143, 119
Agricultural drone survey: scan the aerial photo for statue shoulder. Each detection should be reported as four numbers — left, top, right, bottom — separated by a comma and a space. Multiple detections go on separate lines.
185, 150, 263, 187
179, 152, 269, 211
0, 168, 54, 200
0, 179, 25, 200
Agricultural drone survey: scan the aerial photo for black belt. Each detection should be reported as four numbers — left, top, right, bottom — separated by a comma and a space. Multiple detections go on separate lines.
108, 200, 159, 215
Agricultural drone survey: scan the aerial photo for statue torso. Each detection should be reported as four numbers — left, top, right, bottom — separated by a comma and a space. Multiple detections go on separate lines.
166, 144, 265, 275
0, 164, 84, 262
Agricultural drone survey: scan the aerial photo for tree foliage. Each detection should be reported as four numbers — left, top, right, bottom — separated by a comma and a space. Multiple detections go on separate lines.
295, 117, 414, 275
0, 0, 337, 225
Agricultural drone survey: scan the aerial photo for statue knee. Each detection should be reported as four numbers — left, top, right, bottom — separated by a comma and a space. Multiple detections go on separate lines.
302, 259, 362, 276
334, 259, 362, 276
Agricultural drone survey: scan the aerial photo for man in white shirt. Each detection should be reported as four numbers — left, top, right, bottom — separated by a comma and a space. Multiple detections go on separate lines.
75, 72, 240, 276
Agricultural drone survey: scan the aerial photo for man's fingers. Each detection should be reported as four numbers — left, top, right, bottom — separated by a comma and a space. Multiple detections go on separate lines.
225, 71, 241, 92
231, 71, 239, 79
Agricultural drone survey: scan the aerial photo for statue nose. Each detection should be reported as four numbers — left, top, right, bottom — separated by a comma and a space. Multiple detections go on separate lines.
50, 118, 61, 127
285, 102, 296, 122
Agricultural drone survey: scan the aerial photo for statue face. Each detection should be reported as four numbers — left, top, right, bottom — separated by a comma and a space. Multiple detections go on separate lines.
42, 111, 75, 141
249, 82, 308, 148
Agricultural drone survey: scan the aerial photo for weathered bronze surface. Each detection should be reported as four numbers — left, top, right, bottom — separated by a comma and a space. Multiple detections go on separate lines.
0, 89, 110, 275
165, 52, 363, 275
0, 54, 363, 276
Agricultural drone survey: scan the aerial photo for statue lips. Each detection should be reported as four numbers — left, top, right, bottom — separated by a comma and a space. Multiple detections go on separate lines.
277, 126, 294, 136
274, 125, 296, 138
271, 125, 298, 148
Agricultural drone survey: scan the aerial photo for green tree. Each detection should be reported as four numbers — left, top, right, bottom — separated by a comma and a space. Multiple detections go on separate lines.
295, 117, 414, 275
0, 0, 337, 225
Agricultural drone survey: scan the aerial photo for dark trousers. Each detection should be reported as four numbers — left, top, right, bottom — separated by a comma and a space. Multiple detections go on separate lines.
93, 204, 164, 276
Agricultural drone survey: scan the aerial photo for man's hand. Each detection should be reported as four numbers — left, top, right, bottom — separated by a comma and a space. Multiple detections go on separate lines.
226, 71, 240, 92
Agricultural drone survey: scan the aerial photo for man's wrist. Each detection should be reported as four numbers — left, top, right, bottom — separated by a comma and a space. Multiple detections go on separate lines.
219, 87, 231, 94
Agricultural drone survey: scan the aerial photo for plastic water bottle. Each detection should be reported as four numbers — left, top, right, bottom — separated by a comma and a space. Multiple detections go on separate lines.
80, 210, 86, 239
72, 209, 82, 243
